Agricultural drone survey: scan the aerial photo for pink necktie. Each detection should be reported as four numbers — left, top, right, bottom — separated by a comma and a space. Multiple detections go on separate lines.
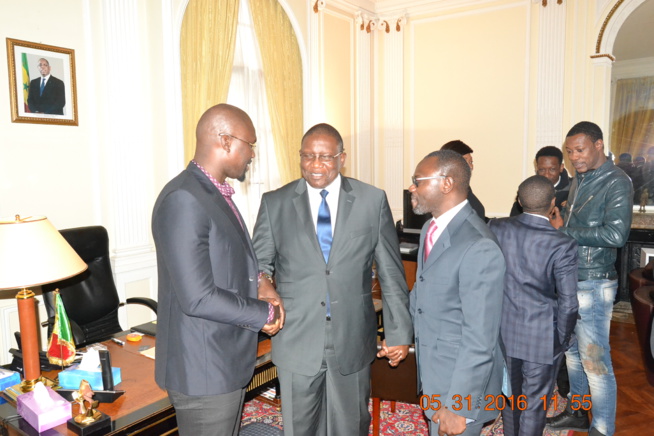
424, 220, 438, 262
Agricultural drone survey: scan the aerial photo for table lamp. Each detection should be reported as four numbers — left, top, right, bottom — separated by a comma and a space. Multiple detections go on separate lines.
0, 215, 87, 393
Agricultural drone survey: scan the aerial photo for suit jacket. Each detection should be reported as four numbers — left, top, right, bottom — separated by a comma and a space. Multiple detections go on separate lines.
27, 75, 65, 115
151, 163, 269, 395
489, 214, 579, 364
411, 203, 504, 422
252, 176, 413, 376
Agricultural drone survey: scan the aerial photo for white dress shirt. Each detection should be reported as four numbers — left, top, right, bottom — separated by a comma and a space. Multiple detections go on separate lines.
307, 174, 341, 234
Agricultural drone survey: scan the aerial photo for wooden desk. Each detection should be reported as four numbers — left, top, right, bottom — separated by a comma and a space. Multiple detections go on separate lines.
1, 334, 275, 435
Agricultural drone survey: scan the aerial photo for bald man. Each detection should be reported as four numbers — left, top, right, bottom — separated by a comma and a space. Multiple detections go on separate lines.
152, 103, 282, 435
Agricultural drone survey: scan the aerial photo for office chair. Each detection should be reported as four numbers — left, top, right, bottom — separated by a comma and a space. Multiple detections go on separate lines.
41, 226, 157, 347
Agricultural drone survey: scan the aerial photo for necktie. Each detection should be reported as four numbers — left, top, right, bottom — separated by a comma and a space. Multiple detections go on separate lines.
424, 220, 438, 262
40, 78, 45, 96
317, 190, 333, 316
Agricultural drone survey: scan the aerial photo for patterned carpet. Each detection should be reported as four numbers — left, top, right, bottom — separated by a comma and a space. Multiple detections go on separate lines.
241, 391, 574, 435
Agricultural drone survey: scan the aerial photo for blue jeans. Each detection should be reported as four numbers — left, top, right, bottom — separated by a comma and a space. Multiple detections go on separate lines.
565, 279, 617, 436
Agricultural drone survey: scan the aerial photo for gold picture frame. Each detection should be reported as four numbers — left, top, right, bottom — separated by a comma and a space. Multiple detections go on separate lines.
6, 38, 78, 126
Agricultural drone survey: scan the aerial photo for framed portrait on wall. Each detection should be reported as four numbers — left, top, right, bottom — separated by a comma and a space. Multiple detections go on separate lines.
6, 38, 78, 126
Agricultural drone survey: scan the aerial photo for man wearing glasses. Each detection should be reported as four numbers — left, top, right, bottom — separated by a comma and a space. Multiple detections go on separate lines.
152, 104, 281, 436
409, 150, 505, 436
253, 123, 413, 436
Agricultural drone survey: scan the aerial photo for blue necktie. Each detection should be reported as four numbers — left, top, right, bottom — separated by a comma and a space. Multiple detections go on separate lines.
40, 78, 45, 96
317, 190, 332, 317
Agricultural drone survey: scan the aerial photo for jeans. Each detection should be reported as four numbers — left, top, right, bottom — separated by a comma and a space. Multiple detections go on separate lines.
565, 279, 617, 436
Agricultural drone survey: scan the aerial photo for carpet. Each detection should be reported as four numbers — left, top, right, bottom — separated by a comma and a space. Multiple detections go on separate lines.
241, 390, 574, 435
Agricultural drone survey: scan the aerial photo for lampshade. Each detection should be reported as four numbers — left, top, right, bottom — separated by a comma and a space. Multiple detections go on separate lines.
0, 216, 87, 290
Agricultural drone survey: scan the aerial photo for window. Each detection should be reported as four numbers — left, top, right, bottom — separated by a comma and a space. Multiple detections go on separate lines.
228, 0, 281, 232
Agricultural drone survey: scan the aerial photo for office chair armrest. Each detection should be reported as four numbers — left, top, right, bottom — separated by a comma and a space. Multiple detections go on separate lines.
125, 297, 158, 314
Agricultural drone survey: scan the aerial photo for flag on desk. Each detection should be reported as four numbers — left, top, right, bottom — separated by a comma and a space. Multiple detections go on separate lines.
47, 290, 76, 366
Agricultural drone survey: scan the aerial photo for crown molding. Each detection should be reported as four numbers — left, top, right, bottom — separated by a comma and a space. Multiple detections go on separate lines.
373, 0, 509, 15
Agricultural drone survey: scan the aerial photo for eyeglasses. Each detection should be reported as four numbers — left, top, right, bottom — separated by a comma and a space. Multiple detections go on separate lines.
219, 133, 256, 149
299, 151, 344, 163
411, 175, 447, 187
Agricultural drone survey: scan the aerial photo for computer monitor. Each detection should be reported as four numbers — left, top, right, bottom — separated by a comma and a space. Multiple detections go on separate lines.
402, 189, 431, 234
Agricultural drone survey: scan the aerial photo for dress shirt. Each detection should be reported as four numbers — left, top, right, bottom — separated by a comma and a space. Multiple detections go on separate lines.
40, 74, 51, 87
307, 174, 341, 235
524, 212, 550, 222
428, 199, 469, 244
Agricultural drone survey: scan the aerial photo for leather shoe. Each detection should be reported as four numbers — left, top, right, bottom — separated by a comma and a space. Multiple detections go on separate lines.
589, 428, 606, 436
546, 407, 590, 432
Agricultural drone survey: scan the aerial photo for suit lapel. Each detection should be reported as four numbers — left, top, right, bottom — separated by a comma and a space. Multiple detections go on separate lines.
422, 204, 474, 271
187, 164, 251, 254
329, 177, 355, 266
293, 179, 324, 261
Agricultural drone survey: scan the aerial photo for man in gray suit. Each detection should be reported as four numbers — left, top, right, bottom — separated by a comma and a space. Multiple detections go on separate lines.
152, 104, 281, 436
409, 150, 504, 436
252, 123, 413, 436
489, 175, 579, 436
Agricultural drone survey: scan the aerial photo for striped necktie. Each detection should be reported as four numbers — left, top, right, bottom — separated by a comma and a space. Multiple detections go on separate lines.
424, 220, 438, 262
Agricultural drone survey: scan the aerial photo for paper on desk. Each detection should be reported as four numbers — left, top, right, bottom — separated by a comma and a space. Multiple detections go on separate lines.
140, 347, 155, 360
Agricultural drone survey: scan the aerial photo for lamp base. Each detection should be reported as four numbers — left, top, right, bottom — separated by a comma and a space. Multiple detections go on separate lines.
3, 377, 56, 403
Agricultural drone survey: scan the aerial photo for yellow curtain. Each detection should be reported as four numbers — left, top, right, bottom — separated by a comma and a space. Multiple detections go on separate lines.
611, 76, 654, 159
180, 0, 240, 163
249, 0, 303, 184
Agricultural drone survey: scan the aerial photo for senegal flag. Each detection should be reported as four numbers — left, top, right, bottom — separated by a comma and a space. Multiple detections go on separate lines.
47, 290, 76, 366
21, 53, 30, 113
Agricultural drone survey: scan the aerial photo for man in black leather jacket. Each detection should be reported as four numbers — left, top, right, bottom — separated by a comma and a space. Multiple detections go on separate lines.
547, 122, 633, 436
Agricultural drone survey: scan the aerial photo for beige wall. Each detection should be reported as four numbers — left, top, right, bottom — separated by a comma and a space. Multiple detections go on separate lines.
0, 0, 95, 228
407, 2, 529, 216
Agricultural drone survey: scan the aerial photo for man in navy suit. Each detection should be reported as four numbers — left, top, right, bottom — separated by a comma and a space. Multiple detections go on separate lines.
410, 150, 505, 436
489, 175, 579, 436
27, 58, 65, 115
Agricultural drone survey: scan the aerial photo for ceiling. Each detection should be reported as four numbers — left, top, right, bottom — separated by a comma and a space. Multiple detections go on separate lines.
613, 0, 654, 61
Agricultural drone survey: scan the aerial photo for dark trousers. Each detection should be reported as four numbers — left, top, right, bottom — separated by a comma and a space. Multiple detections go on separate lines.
277, 320, 371, 436
168, 387, 245, 436
502, 353, 563, 436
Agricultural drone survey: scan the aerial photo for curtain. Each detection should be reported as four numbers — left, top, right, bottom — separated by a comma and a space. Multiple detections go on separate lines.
249, 0, 303, 184
180, 0, 240, 163
228, 0, 281, 232
611, 76, 654, 159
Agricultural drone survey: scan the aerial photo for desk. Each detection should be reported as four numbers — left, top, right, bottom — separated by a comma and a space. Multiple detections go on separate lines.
1, 335, 275, 435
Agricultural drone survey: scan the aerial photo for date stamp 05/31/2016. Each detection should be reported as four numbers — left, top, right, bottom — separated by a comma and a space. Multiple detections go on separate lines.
419, 394, 592, 412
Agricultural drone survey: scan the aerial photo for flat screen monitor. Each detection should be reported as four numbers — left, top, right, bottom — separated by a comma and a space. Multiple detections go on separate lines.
402, 189, 431, 234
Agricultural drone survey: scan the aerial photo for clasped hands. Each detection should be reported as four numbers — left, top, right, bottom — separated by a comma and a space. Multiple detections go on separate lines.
376, 339, 410, 367
258, 278, 285, 336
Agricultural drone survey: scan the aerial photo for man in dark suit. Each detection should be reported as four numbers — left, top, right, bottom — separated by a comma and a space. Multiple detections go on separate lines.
27, 58, 65, 115
409, 149, 505, 436
440, 140, 486, 220
252, 123, 413, 436
152, 104, 281, 436
510, 146, 571, 216
489, 175, 579, 436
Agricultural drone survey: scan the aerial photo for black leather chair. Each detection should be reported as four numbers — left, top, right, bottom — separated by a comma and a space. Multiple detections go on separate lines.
41, 226, 157, 347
